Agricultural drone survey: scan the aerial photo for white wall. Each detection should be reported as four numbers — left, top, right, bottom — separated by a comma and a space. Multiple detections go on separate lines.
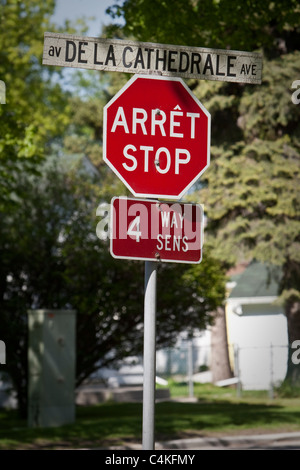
226, 301, 288, 390
156, 329, 211, 376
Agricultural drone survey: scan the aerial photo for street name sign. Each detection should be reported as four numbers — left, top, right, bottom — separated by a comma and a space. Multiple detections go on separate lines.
110, 197, 203, 264
43, 32, 262, 84
103, 74, 210, 200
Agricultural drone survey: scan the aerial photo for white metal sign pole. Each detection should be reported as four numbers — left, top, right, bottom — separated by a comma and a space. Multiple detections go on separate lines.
142, 260, 157, 450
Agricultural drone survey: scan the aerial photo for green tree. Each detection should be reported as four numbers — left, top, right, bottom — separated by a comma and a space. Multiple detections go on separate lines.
107, 0, 300, 384
0, 161, 225, 417
62, 67, 129, 171
0, 0, 91, 208
196, 52, 300, 384
0, 2, 226, 417
107, 0, 300, 53
0, 0, 70, 205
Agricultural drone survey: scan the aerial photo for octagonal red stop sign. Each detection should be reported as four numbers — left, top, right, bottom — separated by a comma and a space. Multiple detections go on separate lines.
103, 75, 210, 199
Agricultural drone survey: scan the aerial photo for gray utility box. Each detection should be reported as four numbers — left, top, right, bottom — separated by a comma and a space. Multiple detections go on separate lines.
27, 310, 76, 428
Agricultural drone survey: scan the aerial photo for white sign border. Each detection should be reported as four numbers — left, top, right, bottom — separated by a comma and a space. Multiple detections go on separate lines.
103, 74, 211, 201
110, 196, 204, 264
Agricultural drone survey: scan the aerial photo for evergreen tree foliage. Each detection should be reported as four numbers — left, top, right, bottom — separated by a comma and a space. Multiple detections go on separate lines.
0, 0, 72, 208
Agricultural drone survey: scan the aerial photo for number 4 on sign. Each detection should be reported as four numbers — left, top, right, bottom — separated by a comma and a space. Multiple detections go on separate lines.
128, 216, 142, 242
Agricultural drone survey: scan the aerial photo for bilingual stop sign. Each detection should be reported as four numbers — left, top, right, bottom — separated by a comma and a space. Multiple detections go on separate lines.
103, 75, 210, 199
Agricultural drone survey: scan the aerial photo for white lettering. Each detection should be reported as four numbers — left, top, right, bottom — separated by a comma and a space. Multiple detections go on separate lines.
156, 234, 164, 250
292, 340, 300, 365
0, 340, 6, 364
170, 212, 178, 228
170, 109, 183, 137
120, 145, 191, 174
0, 80, 6, 104
127, 216, 141, 242
111, 106, 129, 133
96, 202, 110, 240
175, 149, 190, 174
140, 145, 153, 172
151, 109, 166, 136
187, 112, 200, 138
161, 211, 170, 227
155, 147, 171, 174
173, 235, 181, 250
291, 80, 300, 105
182, 236, 188, 251
165, 234, 172, 250
105, 455, 139, 467
178, 212, 184, 228
122, 144, 137, 171
132, 108, 148, 134
156, 234, 189, 252
110, 107, 201, 138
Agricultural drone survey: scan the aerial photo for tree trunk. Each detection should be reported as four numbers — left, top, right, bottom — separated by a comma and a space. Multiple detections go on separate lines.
210, 307, 233, 383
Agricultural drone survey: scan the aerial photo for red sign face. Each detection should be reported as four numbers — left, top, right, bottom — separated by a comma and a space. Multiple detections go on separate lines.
110, 197, 203, 264
103, 75, 210, 200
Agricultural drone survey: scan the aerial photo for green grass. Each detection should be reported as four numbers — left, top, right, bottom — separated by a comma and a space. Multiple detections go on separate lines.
159, 379, 273, 400
0, 382, 299, 449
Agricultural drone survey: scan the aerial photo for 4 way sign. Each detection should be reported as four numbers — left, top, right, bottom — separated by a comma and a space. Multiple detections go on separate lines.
111, 197, 203, 264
